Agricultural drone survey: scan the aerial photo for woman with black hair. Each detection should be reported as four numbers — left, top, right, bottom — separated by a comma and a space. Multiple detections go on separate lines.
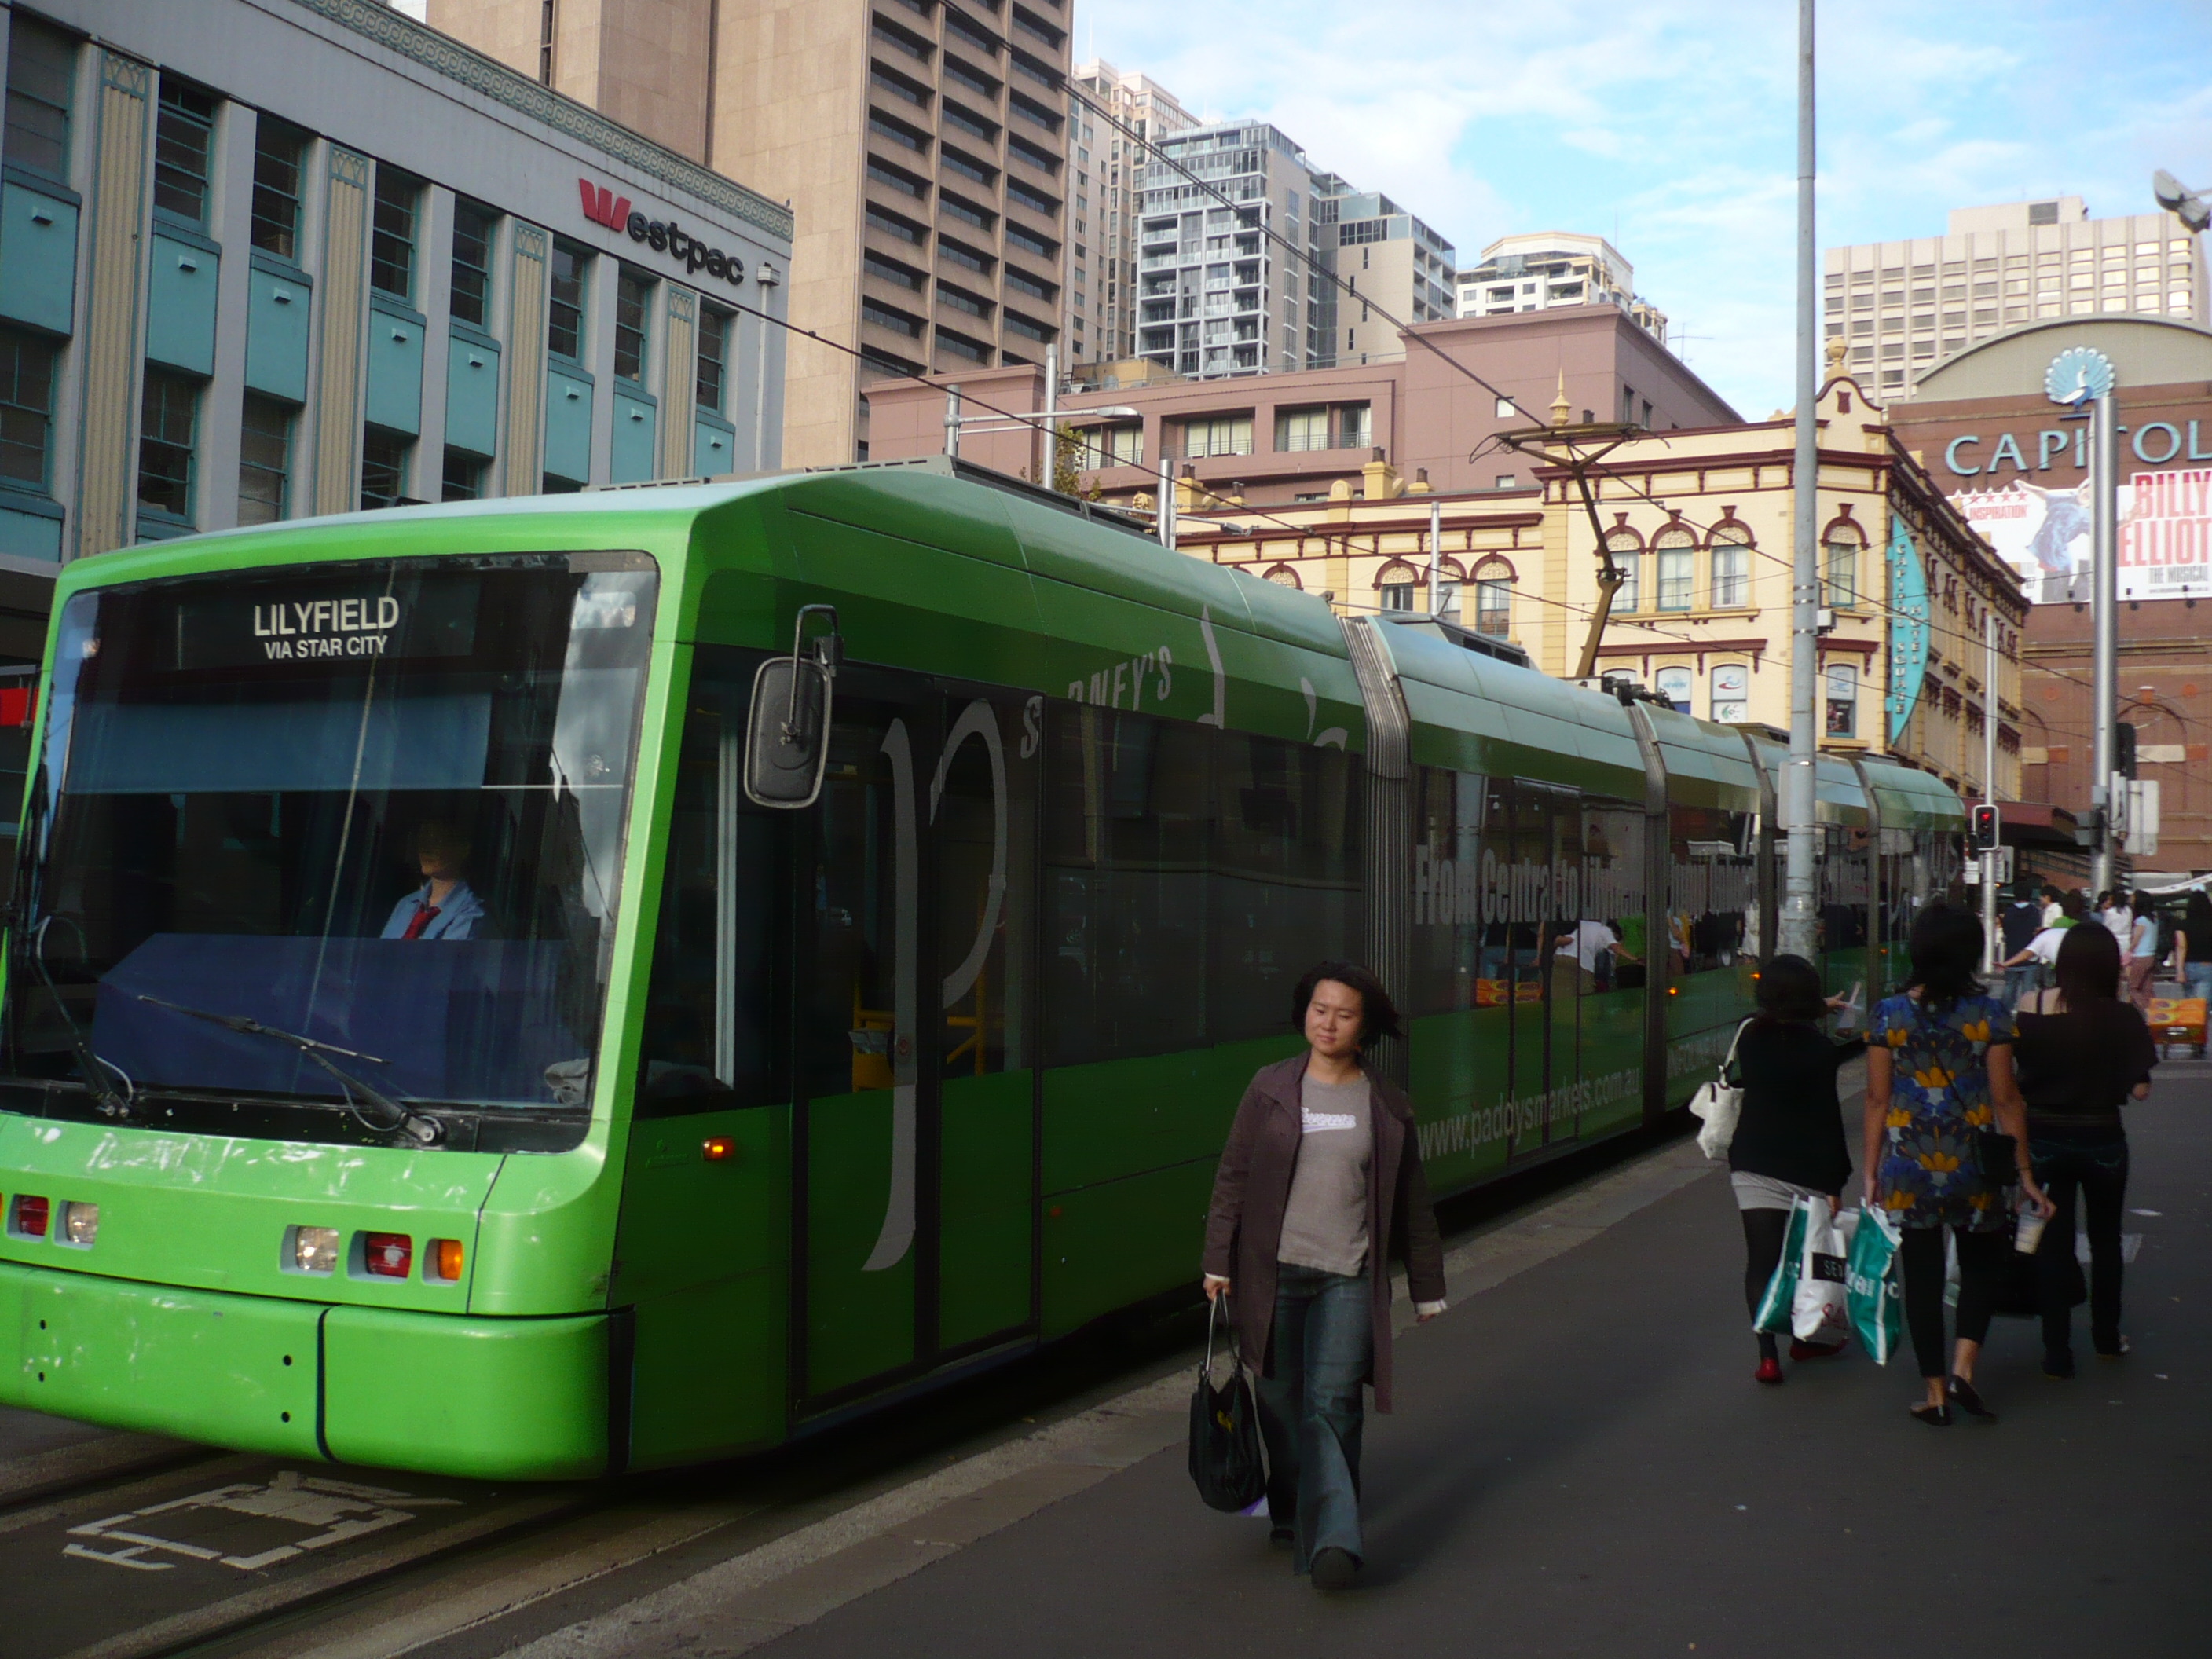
1727, 955, 1862, 1384
1201, 962, 1447, 1592
2014, 922, 2156, 1375
1866, 903, 2053, 1425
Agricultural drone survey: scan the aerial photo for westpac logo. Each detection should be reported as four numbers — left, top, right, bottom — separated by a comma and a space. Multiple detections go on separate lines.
576, 178, 749, 288
578, 179, 632, 230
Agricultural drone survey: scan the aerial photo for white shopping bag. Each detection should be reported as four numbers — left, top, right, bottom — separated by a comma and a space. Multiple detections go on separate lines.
1689, 1019, 1751, 1160
1790, 1196, 1857, 1345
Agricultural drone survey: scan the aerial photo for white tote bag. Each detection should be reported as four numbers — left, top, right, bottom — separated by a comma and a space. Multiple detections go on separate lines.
1688, 1019, 1752, 1160
1790, 1198, 1858, 1344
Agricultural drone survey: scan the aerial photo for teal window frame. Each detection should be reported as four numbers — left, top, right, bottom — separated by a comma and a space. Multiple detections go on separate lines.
250, 116, 307, 261
441, 446, 484, 501
369, 165, 422, 302
360, 426, 412, 511
450, 199, 496, 328
3, 17, 75, 185
137, 368, 200, 521
695, 303, 729, 413
614, 267, 650, 383
236, 392, 291, 525
152, 80, 218, 231
0, 328, 57, 492
548, 238, 589, 363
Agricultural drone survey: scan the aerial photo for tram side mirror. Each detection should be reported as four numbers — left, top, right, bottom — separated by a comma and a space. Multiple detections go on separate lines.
744, 605, 840, 809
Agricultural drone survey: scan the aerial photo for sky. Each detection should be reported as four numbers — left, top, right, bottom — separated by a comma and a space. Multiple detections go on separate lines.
1075, 0, 2212, 416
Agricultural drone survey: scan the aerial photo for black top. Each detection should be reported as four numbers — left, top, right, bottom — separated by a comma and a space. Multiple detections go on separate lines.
2013, 1001, 2158, 1133
1726, 1019, 1862, 1194
1998, 900, 2042, 958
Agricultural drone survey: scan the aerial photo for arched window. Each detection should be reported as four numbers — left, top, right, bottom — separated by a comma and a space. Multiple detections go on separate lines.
1654, 524, 1696, 612
1712, 662, 1749, 722
1822, 521, 1863, 609
1709, 520, 1752, 609
1655, 665, 1692, 711
1824, 661, 1857, 738
1473, 556, 1514, 637
1375, 558, 1418, 612
1602, 527, 1640, 612
1262, 562, 1302, 588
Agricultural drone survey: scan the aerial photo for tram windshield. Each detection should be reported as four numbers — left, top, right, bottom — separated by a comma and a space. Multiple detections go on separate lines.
2, 554, 656, 1133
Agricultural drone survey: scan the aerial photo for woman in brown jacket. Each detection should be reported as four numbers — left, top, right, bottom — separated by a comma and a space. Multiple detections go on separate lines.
1201, 961, 1448, 1591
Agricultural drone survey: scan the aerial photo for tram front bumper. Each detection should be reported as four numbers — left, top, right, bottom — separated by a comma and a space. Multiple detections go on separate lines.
0, 1262, 612, 1479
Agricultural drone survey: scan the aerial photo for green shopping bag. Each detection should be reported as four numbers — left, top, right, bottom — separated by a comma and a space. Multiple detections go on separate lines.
1847, 1202, 1905, 1365
1752, 1196, 1813, 1335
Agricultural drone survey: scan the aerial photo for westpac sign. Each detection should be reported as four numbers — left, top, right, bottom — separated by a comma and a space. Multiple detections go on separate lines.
579, 180, 749, 290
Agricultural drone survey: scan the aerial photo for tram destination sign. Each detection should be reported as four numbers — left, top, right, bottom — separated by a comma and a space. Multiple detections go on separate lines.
169, 579, 481, 672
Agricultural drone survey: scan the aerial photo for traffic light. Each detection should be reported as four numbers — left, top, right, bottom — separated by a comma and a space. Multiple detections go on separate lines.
2117, 721, 2137, 779
1970, 803, 2000, 851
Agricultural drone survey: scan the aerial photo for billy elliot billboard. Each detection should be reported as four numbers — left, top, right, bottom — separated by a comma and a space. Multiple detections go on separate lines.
1907, 401, 2212, 606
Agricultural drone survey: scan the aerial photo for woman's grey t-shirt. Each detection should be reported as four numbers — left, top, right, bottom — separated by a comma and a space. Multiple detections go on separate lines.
1276, 1075, 1372, 1277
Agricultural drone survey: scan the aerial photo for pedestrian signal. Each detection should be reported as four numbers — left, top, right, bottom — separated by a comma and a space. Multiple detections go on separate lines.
1970, 803, 2000, 851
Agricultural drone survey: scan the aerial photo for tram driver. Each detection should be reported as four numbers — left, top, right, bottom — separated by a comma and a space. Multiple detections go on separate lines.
381, 819, 486, 942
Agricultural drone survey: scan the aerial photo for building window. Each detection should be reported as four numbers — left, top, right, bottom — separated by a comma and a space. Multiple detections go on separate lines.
1335, 402, 1372, 449
548, 239, 588, 361
1824, 662, 1857, 738
1822, 522, 1862, 608
370, 167, 422, 301
1710, 522, 1751, 608
3, 16, 75, 182
1712, 663, 1749, 723
1177, 413, 1252, 458
0, 329, 57, 490
1474, 557, 1514, 637
361, 428, 411, 511
1603, 528, 1639, 612
236, 394, 291, 525
696, 304, 730, 412
1655, 666, 1692, 712
137, 371, 199, 520
1276, 405, 1328, 452
152, 81, 218, 229
251, 118, 308, 260
1099, 423, 1143, 467
1378, 580, 1414, 611
450, 200, 496, 327
614, 268, 651, 382
441, 448, 485, 502
1653, 526, 1694, 611
542, 473, 584, 495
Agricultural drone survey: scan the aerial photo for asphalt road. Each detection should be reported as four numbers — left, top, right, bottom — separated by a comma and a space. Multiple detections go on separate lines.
739, 1063, 2212, 1659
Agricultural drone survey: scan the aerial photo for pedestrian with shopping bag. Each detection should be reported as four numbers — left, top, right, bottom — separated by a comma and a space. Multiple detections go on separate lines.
1200, 962, 1447, 1591
1865, 902, 2054, 1426
1725, 954, 1862, 1384
2012, 921, 2156, 1376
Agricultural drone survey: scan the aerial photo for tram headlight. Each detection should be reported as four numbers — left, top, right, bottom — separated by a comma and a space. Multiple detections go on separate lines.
291, 1225, 340, 1274
61, 1202, 97, 1247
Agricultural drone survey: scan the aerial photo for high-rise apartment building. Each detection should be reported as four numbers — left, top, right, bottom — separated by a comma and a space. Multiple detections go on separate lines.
429, 0, 1075, 467
1133, 124, 1455, 381
1455, 233, 1667, 344
1064, 60, 1193, 368
1826, 197, 2209, 397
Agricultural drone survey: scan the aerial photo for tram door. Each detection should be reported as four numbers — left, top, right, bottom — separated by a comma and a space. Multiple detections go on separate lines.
796, 672, 1038, 1406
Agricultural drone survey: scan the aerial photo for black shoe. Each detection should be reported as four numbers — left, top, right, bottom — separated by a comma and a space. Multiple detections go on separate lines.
1270, 1526, 1295, 1547
1309, 1547, 1361, 1591
1910, 1401, 1954, 1427
1946, 1376, 1998, 1422
2095, 1335, 2130, 1359
2043, 1350, 2077, 1379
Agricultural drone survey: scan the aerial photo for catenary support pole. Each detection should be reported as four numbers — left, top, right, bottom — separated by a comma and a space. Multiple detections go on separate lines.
1041, 346, 1057, 486
1428, 498, 1442, 617
944, 384, 961, 460
1983, 608, 1999, 970
1157, 452, 1176, 551
2091, 390, 2119, 897
1781, 0, 1820, 962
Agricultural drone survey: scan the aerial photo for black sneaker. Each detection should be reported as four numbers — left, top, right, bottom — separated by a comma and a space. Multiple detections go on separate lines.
1270, 1526, 1295, 1547
1309, 1547, 1361, 1591
2043, 1350, 2076, 1379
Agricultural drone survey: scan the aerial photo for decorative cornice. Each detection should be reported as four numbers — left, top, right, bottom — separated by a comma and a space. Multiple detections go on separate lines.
281, 0, 793, 244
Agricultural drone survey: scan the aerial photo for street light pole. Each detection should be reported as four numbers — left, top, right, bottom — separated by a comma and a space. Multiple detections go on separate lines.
943, 383, 961, 460
1983, 608, 1999, 971
1427, 497, 1442, 617
1780, 0, 1820, 961
2091, 388, 2119, 896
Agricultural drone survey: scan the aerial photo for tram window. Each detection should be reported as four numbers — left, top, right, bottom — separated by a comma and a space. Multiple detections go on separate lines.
635, 651, 789, 1113
1668, 804, 1756, 977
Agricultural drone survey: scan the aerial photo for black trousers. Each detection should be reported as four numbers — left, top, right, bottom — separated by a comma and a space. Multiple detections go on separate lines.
2031, 1131, 2130, 1357
1741, 1209, 1789, 1353
1899, 1225, 2010, 1380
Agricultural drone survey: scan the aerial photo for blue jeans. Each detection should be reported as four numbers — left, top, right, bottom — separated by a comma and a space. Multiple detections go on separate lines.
1255, 1264, 1372, 1573
2187, 962, 2212, 1007
2001, 964, 2039, 1009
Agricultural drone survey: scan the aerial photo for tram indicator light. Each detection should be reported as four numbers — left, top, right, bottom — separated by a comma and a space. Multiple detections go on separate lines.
428, 1238, 464, 1281
364, 1232, 413, 1278
12, 1195, 48, 1237
702, 1136, 735, 1162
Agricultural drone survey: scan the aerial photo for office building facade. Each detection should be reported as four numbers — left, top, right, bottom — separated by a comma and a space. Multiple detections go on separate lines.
431, 0, 1075, 467
1455, 231, 1666, 344
0, 0, 789, 577
1317, 181, 1456, 366
1826, 197, 2209, 397
1063, 59, 1192, 369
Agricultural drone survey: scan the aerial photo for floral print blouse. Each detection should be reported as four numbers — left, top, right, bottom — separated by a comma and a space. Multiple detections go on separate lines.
1872, 990, 2016, 1232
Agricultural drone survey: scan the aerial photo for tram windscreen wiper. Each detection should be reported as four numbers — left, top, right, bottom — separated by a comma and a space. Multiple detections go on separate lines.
134, 994, 444, 1146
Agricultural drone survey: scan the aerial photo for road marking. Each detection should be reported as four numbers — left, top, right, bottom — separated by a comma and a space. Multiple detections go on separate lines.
63, 1471, 462, 1573
500, 1125, 1719, 1659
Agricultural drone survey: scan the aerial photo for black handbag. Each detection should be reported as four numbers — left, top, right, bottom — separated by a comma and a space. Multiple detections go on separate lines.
1188, 1294, 1267, 1513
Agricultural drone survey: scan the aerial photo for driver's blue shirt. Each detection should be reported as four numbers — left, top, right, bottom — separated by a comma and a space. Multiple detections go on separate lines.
380, 881, 485, 941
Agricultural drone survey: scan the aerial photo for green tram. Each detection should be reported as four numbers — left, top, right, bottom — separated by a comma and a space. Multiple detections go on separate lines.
0, 460, 1964, 1478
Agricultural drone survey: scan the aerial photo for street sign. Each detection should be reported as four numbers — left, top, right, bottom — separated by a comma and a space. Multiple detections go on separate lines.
1963, 848, 2015, 886
2125, 778, 2162, 858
